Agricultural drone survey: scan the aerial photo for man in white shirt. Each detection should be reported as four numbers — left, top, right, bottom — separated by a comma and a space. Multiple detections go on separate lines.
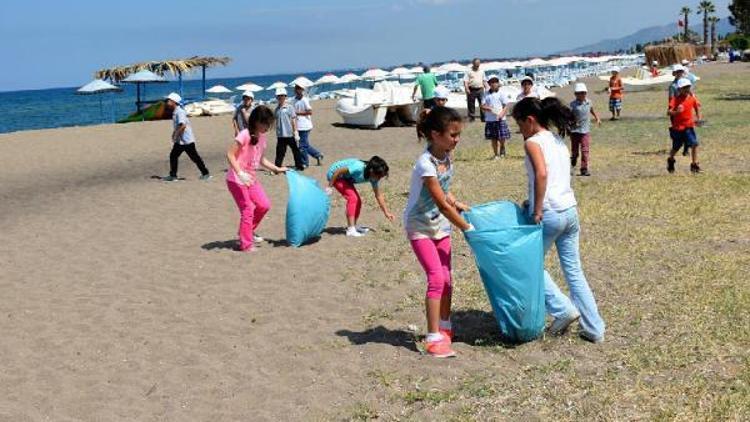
293, 84, 324, 167
463, 58, 488, 122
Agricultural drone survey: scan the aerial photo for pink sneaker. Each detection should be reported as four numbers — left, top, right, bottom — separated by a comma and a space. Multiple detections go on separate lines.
425, 336, 456, 358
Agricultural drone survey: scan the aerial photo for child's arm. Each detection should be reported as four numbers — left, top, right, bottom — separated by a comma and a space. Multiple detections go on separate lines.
498, 104, 510, 120
226, 141, 254, 185
694, 101, 702, 122
172, 123, 186, 142
447, 192, 470, 212
411, 84, 419, 100
328, 167, 349, 188
525, 141, 548, 224
423, 177, 471, 231
260, 156, 287, 174
372, 185, 395, 221
590, 107, 601, 126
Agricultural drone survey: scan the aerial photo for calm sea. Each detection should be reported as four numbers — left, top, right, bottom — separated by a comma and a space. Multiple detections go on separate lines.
0, 70, 369, 134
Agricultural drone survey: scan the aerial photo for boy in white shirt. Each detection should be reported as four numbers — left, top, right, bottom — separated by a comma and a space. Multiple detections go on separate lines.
481, 76, 512, 159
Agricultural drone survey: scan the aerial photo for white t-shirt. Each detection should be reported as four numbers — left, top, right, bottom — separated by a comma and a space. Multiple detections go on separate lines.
516, 88, 541, 102
294, 96, 313, 131
524, 130, 577, 213
403, 150, 453, 240
482, 91, 509, 122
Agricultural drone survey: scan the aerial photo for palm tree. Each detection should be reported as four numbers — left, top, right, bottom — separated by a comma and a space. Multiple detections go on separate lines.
680, 6, 692, 41
698, 1, 716, 45
709, 16, 720, 54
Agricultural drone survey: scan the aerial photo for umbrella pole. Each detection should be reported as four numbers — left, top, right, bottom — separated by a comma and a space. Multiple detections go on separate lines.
202, 65, 206, 100
142, 84, 146, 121
99, 95, 104, 122
110, 93, 116, 123
136, 83, 141, 112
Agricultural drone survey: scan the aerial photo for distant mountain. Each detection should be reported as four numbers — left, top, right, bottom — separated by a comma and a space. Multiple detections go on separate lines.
561, 17, 735, 54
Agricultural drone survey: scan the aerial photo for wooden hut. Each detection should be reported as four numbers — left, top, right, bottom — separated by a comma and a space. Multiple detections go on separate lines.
644, 44, 698, 66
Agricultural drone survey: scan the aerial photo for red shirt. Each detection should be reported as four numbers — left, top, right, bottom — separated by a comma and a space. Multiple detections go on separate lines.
669, 94, 700, 130
609, 77, 623, 99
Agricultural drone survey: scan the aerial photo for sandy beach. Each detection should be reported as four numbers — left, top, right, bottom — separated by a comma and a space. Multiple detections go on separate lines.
2, 63, 749, 421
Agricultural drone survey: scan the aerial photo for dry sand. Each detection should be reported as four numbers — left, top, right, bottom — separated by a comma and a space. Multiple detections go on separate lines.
1, 65, 744, 421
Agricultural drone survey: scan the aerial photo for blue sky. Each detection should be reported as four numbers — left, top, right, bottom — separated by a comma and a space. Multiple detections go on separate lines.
0, 0, 731, 91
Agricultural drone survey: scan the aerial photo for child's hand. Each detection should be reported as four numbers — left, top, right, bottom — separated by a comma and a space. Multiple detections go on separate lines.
533, 211, 543, 225
596, 118, 602, 127
384, 211, 396, 222
238, 171, 254, 186
463, 223, 475, 233
325, 187, 334, 196
454, 201, 470, 212
675, 105, 685, 113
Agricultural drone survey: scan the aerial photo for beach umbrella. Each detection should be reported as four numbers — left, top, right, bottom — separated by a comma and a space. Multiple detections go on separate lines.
409, 66, 425, 74
266, 81, 288, 90
76, 79, 123, 122
361, 68, 389, 79
206, 85, 232, 94
120, 70, 167, 112
337, 73, 360, 84
389, 67, 412, 76
483, 61, 504, 71
236, 82, 264, 92
438, 62, 467, 73
289, 76, 314, 88
315, 74, 341, 85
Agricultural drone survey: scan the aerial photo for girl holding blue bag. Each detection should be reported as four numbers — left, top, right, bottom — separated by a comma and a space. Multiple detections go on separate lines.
406, 107, 473, 358
512, 97, 606, 343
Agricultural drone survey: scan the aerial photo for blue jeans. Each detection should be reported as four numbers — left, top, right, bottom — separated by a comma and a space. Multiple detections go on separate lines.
541, 207, 605, 340
298, 130, 321, 166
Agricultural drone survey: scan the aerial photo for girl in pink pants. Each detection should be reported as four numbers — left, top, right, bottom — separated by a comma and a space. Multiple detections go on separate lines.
326, 157, 395, 237
404, 106, 474, 358
226, 106, 288, 252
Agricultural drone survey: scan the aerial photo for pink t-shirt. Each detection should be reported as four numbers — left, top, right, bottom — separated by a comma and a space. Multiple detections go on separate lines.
226, 130, 267, 184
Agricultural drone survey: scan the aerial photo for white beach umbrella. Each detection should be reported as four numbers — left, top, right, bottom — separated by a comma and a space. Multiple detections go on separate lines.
266, 81, 288, 90
205, 84, 232, 94
76, 79, 123, 122
526, 58, 549, 67
389, 67, 412, 76
289, 76, 314, 88
120, 70, 167, 113
236, 82, 264, 92
438, 62, 467, 73
361, 68, 389, 79
338, 73, 361, 84
315, 74, 341, 85
482, 61, 504, 71
409, 66, 425, 74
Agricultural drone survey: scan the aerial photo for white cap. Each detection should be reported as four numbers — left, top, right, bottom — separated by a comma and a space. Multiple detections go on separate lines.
672, 64, 686, 73
681, 59, 690, 65
574, 83, 588, 93
165, 92, 182, 104
652, 60, 659, 65
275, 87, 287, 96
242, 90, 255, 99
676, 78, 692, 89
611, 66, 621, 73
433, 85, 450, 99
521, 75, 534, 84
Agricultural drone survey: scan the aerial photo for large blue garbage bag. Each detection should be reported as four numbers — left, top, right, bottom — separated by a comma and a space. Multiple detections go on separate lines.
285, 171, 331, 247
463, 201, 545, 343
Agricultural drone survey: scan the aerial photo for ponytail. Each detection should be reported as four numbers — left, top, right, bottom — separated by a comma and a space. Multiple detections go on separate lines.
416, 106, 463, 142
511, 97, 575, 138
247, 105, 275, 144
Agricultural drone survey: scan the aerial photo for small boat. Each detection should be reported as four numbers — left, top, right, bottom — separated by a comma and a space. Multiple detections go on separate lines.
335, 88, 389, 129
598, 68, 699, 92
184, 99, 235, 117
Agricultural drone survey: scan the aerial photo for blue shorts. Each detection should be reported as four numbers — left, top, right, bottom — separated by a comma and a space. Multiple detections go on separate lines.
609, 98, 622, 112
484, 120, 511, 140
670, 128, 699, 150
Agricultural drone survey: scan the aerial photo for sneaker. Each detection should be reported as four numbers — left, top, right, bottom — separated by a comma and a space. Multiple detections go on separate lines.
355, 226, 370, 234
667, 157, 676, 173
253, 234, 264, 243
579, 331, 604, 344
316, 154, 324, 166
199, 174, 212, 181
580, 169, 591, 176
439, 328, 454, 342
493, 155, 500, 161
547, 312, 580, 336
346, 227, 364, 237
690, 163, 702, 174
425, 336, 456, 358
571, 157, 577, 167
163, 175, 178, 182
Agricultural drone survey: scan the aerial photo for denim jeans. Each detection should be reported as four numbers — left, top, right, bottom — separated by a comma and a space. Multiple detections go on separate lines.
541, 206, 605, 340
298, 130, 322, 167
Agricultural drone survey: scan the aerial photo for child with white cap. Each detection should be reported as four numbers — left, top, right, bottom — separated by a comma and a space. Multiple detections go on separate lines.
481, 75, 512, 159
163, 92, 211, 181
433, 85, 450, 108
293, 83, 324, 167
232, 90, 255, 136
569, 83, 601, 176
608, 67, 624, 120
667, 78, 702, 174
273, 87, 304, 171
516, 75, 539, 101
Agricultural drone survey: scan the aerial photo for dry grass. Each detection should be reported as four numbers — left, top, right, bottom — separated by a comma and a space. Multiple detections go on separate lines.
336, 63, 750, 421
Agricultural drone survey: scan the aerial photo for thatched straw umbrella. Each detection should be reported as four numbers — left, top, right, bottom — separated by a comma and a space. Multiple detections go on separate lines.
95, 56, 231, 99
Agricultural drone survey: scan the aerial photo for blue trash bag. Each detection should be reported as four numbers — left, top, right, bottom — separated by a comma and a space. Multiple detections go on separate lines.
285, 171, 331, 247
463, 201, 545, 343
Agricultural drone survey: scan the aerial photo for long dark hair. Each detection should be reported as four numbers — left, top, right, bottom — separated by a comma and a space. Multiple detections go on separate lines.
416, 106, 462, 141
247, 105, 275, 145
511, 97, 575, 138
364, 156, 389, 179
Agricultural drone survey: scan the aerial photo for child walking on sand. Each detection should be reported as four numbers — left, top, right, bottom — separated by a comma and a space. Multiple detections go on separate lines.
481, 76, 512, 159
608, 67, 624, 120
512, 97, 606, 343
569, 83, 601, 176
226, 106, 288, 252
667, 78, 702, 174
406, 106, 473, 358
326, 157, 395, 237
273, 88, 304, 171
